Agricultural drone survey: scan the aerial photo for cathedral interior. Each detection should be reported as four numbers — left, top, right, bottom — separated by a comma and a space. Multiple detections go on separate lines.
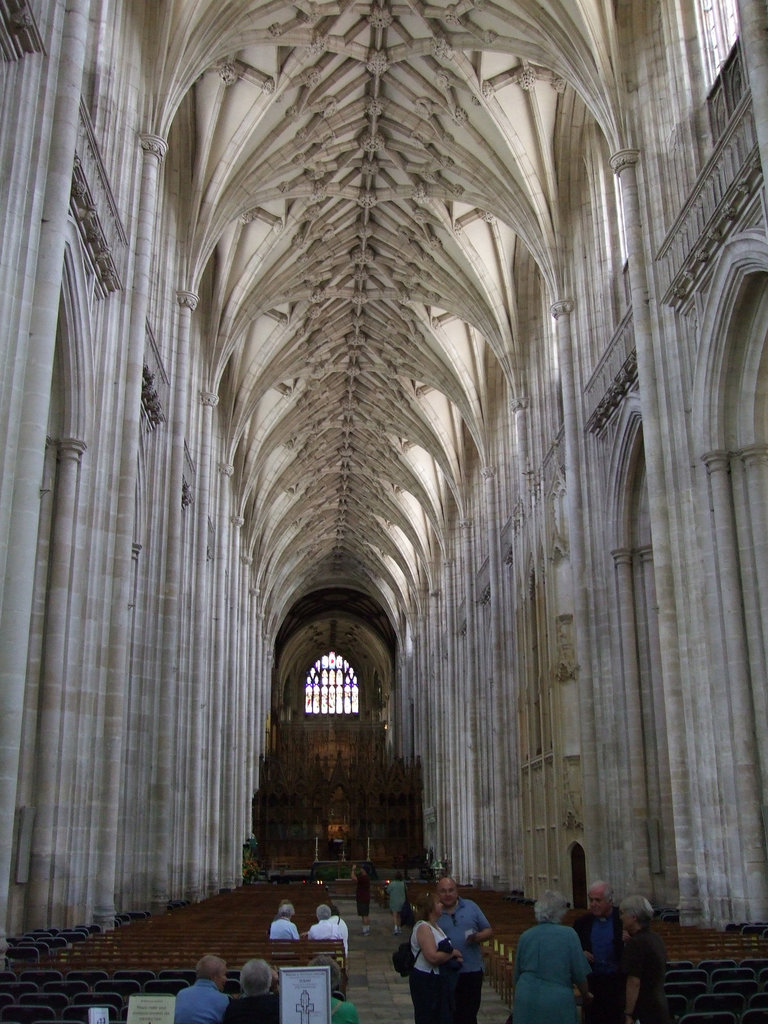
2, 0, 768, 943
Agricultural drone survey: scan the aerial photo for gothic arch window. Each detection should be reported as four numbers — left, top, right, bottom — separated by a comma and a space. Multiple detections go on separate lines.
696, 0, 739, 83
304, 651, 359, 715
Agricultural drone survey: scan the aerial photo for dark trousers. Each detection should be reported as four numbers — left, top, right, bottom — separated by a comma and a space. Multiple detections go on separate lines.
409, 968, 452, 1024
454, 970, 484, 1024
585, 973, 624, 1024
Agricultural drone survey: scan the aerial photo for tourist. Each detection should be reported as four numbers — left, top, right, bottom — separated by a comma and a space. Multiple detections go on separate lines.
436, 876, 493, 1024
512, 890, 592, 1024
174, 955, 230, 1024
410, 890, 463, 1024
619, 895, 670, 1024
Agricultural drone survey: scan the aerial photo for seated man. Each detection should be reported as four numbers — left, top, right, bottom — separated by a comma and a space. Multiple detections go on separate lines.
174, 955, 229, 1024
307, 904, 344, 942
222, 959, 278, 1024
268, 901, 299, 940
309, 954, 358, 1023
328, 902, 349, 954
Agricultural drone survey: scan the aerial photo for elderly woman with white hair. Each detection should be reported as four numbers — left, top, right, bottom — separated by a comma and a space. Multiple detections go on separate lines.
512, 890, 592, 1024
619, 895, 670, 1024
222, 959, 278, 1024
268, 900, 300, 940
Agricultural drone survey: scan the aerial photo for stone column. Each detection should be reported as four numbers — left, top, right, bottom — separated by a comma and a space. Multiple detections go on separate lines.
240, 555, 254, 842
150, 288, 197, 914
0, 0, 91, 946
511, 397, 530, 505
550, 299, 602, 868
441, 559, 457, 866
459, 518, 477, 880
206, 461, 232, 893
93, 131, 167, 931
702, 450, 768, 916
26, 438, 87, 924
224, 511, 245, 888
184, 389, 217, 902
481, 466, 508, 885
611, 548, 652, 889
738, 446, 768, 802
611, 148, 699, 917
737, 0, 768, 186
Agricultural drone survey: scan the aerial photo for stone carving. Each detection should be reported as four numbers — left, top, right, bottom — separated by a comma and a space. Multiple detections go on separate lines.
555, 614, 577, 682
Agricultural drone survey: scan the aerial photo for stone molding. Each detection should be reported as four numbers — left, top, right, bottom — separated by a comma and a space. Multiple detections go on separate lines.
0, 0, 43, 60
72, 102, 128, 296
657, 92, 762, 307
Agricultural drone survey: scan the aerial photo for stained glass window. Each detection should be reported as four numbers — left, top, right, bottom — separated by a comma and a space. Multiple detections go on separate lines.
305, 651, 359, 715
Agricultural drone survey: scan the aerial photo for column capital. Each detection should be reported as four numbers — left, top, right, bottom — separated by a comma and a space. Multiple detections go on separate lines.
231, 514, 244, 527
481, 464, 496, 481
550, 299, 574, 320
139, 133, 168, 162
739, 443, 768, 466
219, 462, 235, 477
611, 546, 633, 566
510, 395, 528, 414
177, 290, 199, 310
609, 148, 640, 175
241, 554, 252, 566
459, 517, 472, 530
200, 391, 219, 407
58, 437, 87, 457
701, 449, 732, 473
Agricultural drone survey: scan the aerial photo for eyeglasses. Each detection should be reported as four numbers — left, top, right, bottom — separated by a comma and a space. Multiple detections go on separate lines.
451, 914, 457, 926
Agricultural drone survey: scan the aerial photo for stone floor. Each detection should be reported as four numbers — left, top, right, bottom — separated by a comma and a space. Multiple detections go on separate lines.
332, 893, 512, 1023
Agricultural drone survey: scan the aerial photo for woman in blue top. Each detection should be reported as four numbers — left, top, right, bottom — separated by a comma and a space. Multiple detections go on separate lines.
513, 890, 592, 1024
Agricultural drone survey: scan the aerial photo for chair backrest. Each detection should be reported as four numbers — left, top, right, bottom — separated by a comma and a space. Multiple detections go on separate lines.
710, 966, 756, 984
0, 986, 38, 1001
65, 972, 110, 988
156, 972, 195, 985
0, 1005, 57, 1024
141, 981, 188, 996
751, 993, 768, 1010
112, 972, 156, 987
18, 994, 68, 1012
666, 969, 708, 985
697, 960, 738, 974
62, 1005, 118, 1023
6, 947, 40, 964
743, 1010, 768, 1024
72, 993, 124, 1013
18, 974, 63, 988
94, 982, 140, 999
667, 961, 695, 971
742, 959, 768, 973
712, 978, 758, 997
42, 981, 89, 998
692, 992, 746, 1013
664, 981, 708, 1003
0, 996, 13, 1012
678, 1013, 738, 1024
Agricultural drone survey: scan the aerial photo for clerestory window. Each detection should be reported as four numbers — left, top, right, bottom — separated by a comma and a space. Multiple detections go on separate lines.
305, 651, 359, 715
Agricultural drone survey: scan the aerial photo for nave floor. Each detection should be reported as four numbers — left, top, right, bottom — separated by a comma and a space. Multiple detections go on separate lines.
333, 894, 512, 1023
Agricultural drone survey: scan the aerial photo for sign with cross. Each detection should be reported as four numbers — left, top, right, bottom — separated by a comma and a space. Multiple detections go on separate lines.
278, 965, 332, 1024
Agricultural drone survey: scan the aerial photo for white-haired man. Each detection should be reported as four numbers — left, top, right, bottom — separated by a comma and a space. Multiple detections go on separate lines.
573, 880, 625, 1024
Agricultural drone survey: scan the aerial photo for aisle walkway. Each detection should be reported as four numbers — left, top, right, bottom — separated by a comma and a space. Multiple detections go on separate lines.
333, 893, 512, 1024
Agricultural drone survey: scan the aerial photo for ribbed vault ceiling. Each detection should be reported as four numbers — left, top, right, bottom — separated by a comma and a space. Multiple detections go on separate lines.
152, 0, 623, 669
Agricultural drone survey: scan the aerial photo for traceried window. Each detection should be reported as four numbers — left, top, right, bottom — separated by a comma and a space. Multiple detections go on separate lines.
305, 651, 359, 715
697, 0, 739, 84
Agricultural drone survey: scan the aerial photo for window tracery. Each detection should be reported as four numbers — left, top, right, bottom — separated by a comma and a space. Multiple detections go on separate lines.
305, 651, 359, 715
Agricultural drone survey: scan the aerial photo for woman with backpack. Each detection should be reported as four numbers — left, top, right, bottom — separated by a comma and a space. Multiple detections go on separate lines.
409, 891, 463, 1024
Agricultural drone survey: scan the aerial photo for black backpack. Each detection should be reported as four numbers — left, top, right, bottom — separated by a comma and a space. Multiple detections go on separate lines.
392, 940, 416, 976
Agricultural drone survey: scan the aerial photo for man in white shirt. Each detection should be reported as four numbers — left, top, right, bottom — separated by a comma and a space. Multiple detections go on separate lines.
307, 904, 344, 942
